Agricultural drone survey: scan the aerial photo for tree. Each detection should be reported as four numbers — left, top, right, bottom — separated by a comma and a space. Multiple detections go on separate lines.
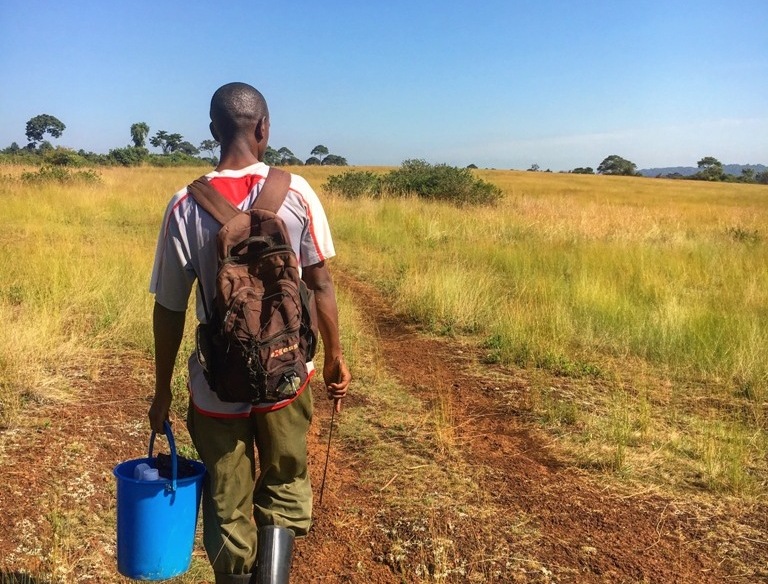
696, 156, 724, 181
130, 122, 150, 148
755, 170, 768, 185
149, 130, 183, 154
310, 145, 329, 162
277, 146, 295, 165
25, 114, 65, 147
264, 146, 281, 166
597, 155, 637, 176
321, 154, 348, 166
305, 156, 321, 166
199, 139, 219, 158
740, 168, 755, 183
528, 163, 540, 172
177, 141, 200, 156
572, 167, 594, 174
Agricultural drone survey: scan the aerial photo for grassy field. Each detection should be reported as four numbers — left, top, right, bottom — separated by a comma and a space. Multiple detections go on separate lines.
0, 163, 766, 580
316, 167, 768, 494
1, 164, 766, 492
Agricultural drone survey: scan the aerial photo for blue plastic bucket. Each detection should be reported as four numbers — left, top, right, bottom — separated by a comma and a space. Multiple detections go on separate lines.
113, 421, 206, 580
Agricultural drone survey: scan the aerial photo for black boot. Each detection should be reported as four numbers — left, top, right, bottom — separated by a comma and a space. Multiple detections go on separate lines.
214, 573, 252, 584
253, 525, 295, 584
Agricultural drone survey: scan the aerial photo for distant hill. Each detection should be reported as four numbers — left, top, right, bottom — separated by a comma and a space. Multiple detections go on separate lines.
639, 163, 767, 177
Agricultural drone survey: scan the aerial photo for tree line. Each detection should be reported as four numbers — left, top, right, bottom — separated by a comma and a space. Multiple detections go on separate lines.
1, 114, 348, 168
567, 154, 768, 184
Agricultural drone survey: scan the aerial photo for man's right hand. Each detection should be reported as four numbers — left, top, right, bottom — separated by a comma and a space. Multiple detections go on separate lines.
324, 355, 351, 413
148, 389, 172, 434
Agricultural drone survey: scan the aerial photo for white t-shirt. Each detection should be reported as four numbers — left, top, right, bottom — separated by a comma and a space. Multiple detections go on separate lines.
149, 162, 335, 417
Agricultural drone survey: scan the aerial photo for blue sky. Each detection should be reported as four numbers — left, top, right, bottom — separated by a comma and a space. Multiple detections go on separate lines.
1, 1, 766, 170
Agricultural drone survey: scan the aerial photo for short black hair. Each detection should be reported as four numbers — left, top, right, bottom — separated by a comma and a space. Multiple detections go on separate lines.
209, 82, 268, 141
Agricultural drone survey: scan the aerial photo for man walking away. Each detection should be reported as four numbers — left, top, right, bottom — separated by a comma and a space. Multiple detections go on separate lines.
148, 82, 351, 583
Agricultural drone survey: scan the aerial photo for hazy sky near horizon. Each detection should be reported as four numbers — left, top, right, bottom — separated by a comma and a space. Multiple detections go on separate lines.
1, 1, 766, 171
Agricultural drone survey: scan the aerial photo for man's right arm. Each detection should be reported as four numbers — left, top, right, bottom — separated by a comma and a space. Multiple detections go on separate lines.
148, 301, 186, 433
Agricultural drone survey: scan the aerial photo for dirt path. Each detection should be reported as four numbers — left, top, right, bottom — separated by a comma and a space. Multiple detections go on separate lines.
1, 272, 766, 583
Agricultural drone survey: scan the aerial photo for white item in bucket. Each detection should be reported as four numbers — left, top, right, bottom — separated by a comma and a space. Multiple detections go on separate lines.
134, 463, 151, 480
142, 468, 160, 481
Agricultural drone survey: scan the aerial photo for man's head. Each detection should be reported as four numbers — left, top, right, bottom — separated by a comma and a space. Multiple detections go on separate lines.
209, 82, 269, 160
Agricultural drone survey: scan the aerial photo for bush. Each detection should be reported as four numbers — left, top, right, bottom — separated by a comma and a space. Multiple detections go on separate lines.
148, 152, 211, 167
325, 170, 382, 198
108, 146, 148, 167
383, 159, 502, 206
45, 147, 88, 167
20, 165, 101, 184
325, 160, 502, 206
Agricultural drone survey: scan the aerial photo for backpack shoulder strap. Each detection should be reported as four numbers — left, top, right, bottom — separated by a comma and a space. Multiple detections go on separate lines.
252, 167, 292, 214
187, 176, 240, 225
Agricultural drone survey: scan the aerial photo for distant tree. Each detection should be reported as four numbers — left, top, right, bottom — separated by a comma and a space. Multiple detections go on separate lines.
597, 155, 637, 176
305, 156, 321, 166
283, 156, 304, 166
572, 167, 594, 174
149, 130, 183, 154
696, 156, 725, 181
130, 122, 150, 148
740, 168, 755, 183
277, 146, 295, 165
467, 163, 478, 169
4, 142, 20, 154
755, 170, 768, 185
264, 146, 281, 166
310, 145, 329, 162
25, 114, 65, 147
199, 139, 219, 159
528, 163, 540, 172
176, 141, 200, 156
322, 154, 348, 166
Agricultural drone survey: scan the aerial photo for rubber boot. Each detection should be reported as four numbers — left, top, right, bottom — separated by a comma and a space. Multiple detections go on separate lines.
214, 573, 252, 584
253, 525, 294, 584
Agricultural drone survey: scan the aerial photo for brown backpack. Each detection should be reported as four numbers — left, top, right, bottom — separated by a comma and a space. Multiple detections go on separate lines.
187, 168, 317, 404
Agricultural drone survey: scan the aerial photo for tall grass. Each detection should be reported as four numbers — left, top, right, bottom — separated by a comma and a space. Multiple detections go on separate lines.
320, 168, 768, 493
0, 166, 202, 426
325, 171, 768, 399
1, 163, 766, 494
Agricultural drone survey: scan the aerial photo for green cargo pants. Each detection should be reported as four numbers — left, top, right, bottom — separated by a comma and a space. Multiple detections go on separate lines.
186, 387, 313, 576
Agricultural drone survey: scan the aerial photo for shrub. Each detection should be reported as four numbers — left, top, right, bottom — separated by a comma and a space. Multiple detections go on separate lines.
325, 160, 503, 206
325, 170, 382, 198
148, 152, 211, 167
45, 147, 88, 167
382, 159, 502, 206
20, 165, 101, 184
108, 146, 148, 167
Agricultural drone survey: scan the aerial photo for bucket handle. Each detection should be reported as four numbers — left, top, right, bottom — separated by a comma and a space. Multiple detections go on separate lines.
148, 420, 178, 492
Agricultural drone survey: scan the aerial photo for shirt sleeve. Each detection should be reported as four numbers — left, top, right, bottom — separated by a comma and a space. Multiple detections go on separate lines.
293, 175, 336, 267
149, 195, 197, 311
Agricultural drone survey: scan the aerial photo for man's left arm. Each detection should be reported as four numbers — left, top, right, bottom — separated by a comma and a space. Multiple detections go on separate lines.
302, 261, 351, 412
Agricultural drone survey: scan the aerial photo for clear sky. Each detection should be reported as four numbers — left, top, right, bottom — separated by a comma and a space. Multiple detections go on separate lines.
1, 0, 766, 171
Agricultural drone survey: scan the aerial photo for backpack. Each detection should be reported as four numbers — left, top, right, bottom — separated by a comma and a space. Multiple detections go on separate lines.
187, 168, 317, 405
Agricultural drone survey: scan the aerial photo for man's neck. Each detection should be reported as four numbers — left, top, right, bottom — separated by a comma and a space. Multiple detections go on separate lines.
216, 139, 260, 172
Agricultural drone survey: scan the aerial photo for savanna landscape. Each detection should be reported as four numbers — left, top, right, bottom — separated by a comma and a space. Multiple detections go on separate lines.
0, 164, 766, 583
